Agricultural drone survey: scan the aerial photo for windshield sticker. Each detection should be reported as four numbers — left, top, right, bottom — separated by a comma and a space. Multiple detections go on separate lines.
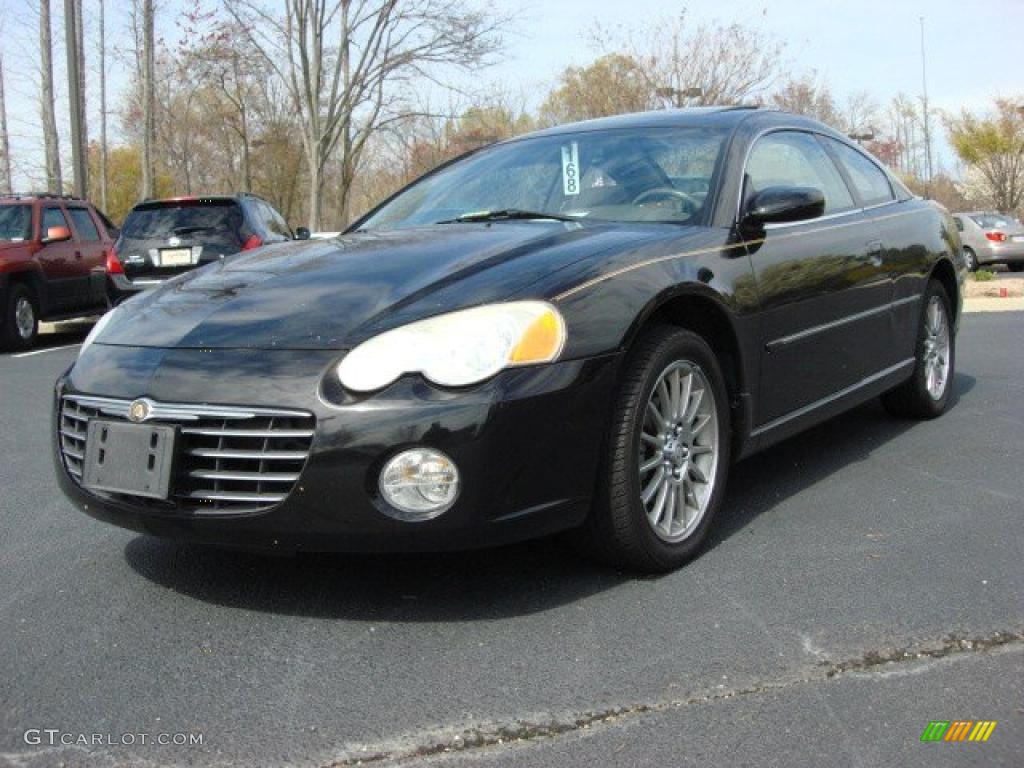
561, 142, 580, 196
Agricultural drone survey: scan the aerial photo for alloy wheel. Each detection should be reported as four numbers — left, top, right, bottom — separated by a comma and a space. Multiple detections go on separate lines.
15, 296, 35, 340
923, 295, 950, 400
638, 360, 719, 543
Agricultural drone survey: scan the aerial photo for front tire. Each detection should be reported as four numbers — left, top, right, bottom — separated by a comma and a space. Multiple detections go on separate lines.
575, 327, 731, 572
881, 280, 955, 419
1, 284, 39, 351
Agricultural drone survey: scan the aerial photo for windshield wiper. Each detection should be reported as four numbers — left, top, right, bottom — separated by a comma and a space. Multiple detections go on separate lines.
436, 209, 579, 224
172, 225, 216, 235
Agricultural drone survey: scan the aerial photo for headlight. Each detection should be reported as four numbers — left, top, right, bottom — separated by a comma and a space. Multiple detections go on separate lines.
79, 305, 121, 357
337, 301, 566, 392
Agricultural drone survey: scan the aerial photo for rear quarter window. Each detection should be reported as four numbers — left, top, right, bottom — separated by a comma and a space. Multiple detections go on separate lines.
824, 139, 895, 206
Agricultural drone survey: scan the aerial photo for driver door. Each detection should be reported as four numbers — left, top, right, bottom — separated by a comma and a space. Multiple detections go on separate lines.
744, 131, 893, 428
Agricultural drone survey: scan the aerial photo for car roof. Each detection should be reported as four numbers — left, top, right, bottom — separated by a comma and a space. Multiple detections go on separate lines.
0, 193, 89, 205
519, 106, 843, 140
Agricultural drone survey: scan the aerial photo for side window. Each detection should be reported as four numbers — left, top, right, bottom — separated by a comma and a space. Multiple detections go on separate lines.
824, 139, 895, 206
746, 131, 854, 215
261, 201, 290, 239
41, 206, 70, 238
67, 208, 101, 241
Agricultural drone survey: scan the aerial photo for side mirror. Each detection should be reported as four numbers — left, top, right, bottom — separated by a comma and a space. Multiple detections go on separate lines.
43, 225, 72, 244
294, 227, 311, 241
742, 186, 825, 231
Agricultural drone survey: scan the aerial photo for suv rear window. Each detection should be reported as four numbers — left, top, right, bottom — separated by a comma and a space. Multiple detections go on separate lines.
0, 205, 31, 242
123, 200, 243, 240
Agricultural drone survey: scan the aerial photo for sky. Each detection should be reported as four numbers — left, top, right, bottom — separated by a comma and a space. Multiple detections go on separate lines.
1, 0, 1022, 192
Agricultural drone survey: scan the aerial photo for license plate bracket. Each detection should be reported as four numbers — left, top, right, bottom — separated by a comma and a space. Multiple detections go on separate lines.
82, 420, 176, 500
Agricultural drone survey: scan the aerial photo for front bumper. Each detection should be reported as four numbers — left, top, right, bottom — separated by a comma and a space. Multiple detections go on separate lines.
54, 345, 619, 552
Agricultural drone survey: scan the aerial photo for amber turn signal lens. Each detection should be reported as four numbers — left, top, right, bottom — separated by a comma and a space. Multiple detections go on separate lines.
510, 309, 565, 363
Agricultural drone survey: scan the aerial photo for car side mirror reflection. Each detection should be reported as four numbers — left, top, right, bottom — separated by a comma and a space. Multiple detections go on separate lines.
43, 225, 72, 244
294, 227, 311, 241
742, 186, 826, 232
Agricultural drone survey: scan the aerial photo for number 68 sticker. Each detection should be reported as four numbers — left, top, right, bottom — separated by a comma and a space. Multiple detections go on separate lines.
561, 142, 580, 196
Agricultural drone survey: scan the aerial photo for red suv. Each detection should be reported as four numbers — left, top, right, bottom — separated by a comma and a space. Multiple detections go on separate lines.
0, 194, 117, 350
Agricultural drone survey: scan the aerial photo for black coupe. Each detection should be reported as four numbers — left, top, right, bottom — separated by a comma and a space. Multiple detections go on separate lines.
54, 107, 964, 572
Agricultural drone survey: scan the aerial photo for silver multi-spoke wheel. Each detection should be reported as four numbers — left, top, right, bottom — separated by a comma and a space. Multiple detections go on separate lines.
639, 360, 719, 543
923, 295, 950, 400
15, 296, 35, 340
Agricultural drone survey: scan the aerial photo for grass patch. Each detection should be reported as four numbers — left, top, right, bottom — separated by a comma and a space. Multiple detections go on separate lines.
972, 270, 996, 281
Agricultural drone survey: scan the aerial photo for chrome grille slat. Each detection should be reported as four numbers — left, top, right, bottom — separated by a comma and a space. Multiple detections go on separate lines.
188, 469, 300, 482
59, 394, 314, 514
188, 448, 309, 460
180, 427, 315, 438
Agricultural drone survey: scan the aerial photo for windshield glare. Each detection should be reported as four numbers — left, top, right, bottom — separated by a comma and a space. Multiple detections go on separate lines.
0, 205, 32, 242
361, 126, 729, 230
971, 213, 1020, 229
123, 202, 242, 239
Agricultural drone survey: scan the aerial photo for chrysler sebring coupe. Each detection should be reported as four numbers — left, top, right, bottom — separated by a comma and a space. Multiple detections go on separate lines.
54, 107, 963, 572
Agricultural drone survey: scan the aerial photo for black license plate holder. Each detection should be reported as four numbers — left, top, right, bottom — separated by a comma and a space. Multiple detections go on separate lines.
82, 420, 176, 500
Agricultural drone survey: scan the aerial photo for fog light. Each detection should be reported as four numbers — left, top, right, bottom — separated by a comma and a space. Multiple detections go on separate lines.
379, 448, 460, 520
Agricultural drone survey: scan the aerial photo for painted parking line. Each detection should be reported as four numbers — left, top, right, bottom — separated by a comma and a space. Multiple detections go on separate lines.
11, 344, 81, 358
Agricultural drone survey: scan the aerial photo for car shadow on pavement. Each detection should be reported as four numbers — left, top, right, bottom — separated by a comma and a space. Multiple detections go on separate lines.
123, 372, 975, 620
707, 371, 976, 550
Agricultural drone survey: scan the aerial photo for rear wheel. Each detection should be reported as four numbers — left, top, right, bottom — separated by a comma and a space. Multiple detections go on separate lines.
881, 280, 954, 418
962, 247, 978, 272
574, 327, 731, 572
1, 284, 39, 351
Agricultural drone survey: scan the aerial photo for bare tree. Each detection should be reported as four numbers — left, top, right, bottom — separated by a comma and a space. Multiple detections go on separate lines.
770, 74, 843, 128
98, 0, 108, 210
40, 0, 62, 192
598, 13, 784, 108
226, 0, 504, 229
141, 0, 156, 199
0, 52, 11, 194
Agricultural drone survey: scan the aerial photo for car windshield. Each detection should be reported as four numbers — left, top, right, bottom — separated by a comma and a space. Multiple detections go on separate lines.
970, 213, 1019, 229
0, 204, 32, 242
123, 201, 242, 239
360, 126, 729, 230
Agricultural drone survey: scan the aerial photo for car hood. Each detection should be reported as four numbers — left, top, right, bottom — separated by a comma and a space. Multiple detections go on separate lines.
96, 222, 646, 350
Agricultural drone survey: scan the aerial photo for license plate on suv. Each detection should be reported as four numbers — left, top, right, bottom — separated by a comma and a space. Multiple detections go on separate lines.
159, 248, 193, 267
82, 420, 176, 499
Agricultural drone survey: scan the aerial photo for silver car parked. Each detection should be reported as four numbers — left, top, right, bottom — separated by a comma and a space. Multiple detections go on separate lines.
953, 211, 1024, 272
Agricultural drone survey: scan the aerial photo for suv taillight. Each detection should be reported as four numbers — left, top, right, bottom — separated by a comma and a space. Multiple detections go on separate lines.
106, 246, 125, 274
985, 231, 1007, 242
241, 235, 263, 251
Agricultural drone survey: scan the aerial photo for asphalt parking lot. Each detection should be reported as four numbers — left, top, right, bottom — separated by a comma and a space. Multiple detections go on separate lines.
0, 311, 1021, 768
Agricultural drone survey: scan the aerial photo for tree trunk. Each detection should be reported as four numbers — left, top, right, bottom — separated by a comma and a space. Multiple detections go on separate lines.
0, 54, 11, 194
99, 0, 108, 211
65, 0, 88, 197
141, 0, 156, 199
40, 0, 62, 192
307, 144, 322, 231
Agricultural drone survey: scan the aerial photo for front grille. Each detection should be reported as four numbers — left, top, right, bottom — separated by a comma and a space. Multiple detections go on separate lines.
59, 395, 315, 513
